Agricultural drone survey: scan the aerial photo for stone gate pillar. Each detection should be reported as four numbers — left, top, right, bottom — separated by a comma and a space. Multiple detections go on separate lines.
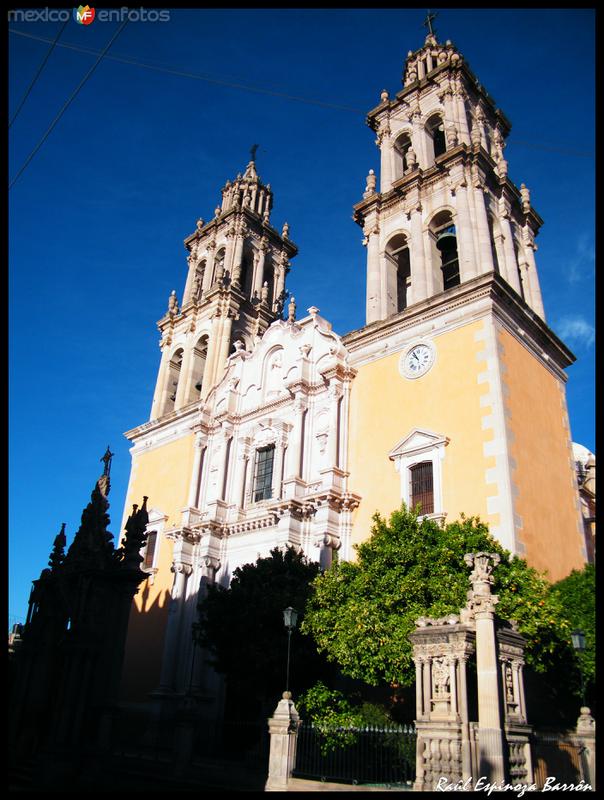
464, 552, 507, 785
410, 616, 475, 791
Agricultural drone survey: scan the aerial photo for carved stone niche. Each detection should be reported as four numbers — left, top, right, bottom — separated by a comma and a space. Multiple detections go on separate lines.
410, 620, 475, 791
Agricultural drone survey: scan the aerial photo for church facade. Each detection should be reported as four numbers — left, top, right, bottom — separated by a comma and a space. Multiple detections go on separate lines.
118, 31, 587, 711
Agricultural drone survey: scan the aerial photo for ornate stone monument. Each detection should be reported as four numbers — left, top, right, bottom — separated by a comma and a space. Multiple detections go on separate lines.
410, 552, 533, 790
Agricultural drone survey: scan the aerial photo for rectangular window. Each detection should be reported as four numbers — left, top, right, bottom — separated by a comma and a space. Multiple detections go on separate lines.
143, 531, 158, 570
254, 445, 275, 502
410, 461, 434, 515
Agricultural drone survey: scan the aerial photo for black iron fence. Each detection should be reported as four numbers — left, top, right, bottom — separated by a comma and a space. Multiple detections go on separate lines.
293, 722, 416, 787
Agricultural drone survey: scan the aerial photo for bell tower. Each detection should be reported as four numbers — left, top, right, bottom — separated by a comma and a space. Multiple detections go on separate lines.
150, 154, 298, 420
354, 27, 545, 325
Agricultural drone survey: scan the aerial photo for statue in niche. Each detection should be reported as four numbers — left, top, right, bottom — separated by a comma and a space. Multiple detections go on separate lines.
432, 657, 450, 697
505, 662, 515, 704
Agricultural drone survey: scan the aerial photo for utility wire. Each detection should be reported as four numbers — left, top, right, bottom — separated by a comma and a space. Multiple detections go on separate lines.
8, 19, 129, 191
8, 27, 594, 160
8, 28, 364, 115
9, 19, 69, 129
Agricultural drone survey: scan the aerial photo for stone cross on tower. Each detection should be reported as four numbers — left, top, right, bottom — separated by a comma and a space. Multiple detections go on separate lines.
423, 9, 437, 37
250, 143, 259, 163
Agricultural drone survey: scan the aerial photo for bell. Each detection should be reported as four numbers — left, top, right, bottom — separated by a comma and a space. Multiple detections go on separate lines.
436, 230, 457, 253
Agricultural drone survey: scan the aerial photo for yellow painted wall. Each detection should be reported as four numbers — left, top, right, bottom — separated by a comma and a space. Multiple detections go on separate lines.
498, 327, 585, 581
348, 320, 495, 549
120, 432, 196, 701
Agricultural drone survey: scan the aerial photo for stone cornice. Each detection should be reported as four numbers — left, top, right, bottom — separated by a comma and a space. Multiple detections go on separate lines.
342, 272, 574, 381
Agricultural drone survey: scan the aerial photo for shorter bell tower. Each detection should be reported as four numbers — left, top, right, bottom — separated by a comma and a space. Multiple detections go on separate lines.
150, 155, 298, 420
355, 28, 545, 325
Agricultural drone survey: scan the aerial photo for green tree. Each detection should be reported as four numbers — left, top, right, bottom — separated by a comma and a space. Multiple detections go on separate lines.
193, 546, 334, 718
549, 563, 595, 704
302, 506, 578, 724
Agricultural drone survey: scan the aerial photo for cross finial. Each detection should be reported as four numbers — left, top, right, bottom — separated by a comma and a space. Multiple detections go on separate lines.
423, 9, 437, 37
250, 143, 259, 162
101, 445, 114, 477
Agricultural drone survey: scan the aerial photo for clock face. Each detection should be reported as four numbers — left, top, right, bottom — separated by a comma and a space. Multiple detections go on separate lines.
401, 342, 435, 379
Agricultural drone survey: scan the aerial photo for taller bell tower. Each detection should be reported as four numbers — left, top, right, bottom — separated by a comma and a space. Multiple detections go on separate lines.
150, 155, 298, 420
355, 28, 545, 325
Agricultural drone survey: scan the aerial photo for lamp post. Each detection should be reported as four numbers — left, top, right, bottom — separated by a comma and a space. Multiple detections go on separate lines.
571, 629, 587, 707
283, 606, 298, 694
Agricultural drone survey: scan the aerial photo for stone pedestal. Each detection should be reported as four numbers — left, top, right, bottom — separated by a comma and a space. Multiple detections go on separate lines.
265, 691, 300, 791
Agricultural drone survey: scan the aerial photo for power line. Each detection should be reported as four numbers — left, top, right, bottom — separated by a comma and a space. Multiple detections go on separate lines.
8, 28, 364, 115
8, 27, 595, 160
9, 18, 69, 129
8, 19, 129, 191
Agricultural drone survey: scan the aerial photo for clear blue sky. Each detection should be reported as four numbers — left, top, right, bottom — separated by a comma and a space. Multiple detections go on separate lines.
8, 8, 595, 628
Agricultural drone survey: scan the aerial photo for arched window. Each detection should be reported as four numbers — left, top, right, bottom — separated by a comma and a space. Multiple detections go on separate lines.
386, 234, 411, 313
426, 114, 447, 161
393, 132, 413, 180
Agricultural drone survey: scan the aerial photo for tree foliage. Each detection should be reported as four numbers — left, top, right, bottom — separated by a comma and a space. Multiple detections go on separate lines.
549, 563, 595, 687
193, 546, 334, 714
302, 506, 575, 689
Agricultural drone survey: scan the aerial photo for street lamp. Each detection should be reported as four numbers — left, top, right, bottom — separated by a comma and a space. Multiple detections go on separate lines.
283, 606, 298, 694
571, 629, 587, 707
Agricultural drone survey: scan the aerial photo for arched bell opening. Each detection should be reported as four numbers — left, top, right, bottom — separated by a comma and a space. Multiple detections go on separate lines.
426, 113, 447, 162
429, 211, 460, 293
189, 335, 209, 402
163, 348, 184, 415
386, 233, 412, 313
393, 132, 414, 181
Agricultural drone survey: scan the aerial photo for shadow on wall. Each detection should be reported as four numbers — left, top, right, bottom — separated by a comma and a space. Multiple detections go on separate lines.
119, 581, 170, 702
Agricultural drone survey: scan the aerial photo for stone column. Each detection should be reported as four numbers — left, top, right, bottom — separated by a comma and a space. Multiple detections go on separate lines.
409, 204, 428, 304
150, 342, 171, 419
379, 129, 393, 192
472, 181, 495, 275
231, 232, 245, 287
201, 313, 223, 397
158, 561, 192, 692
522, 234, 545, 320
202, 246, 215, 294
216, 314, 233, 379
365, 223, 381, 323
187, 433, 205, 508
465, 552, 507, 785
283, 396, 307, 500
453, 178, 478, 282
174, 345, 193, 410
191, 555, 221, 694
253, 241, 268, 300
498, 209, 522, 295
575, 708, 596, 789
327, 384, 342, 469
265, 692, 301, 791
272, 435, 286, 501
231, 439, 250, 512
453, 84, 471, 145
459, 655, 473, 783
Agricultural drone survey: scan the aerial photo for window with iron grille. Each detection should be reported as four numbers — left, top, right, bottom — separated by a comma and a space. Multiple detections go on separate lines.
143, 530, 158, 570
410, 461, 434, 514
253, 445, 275, 502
